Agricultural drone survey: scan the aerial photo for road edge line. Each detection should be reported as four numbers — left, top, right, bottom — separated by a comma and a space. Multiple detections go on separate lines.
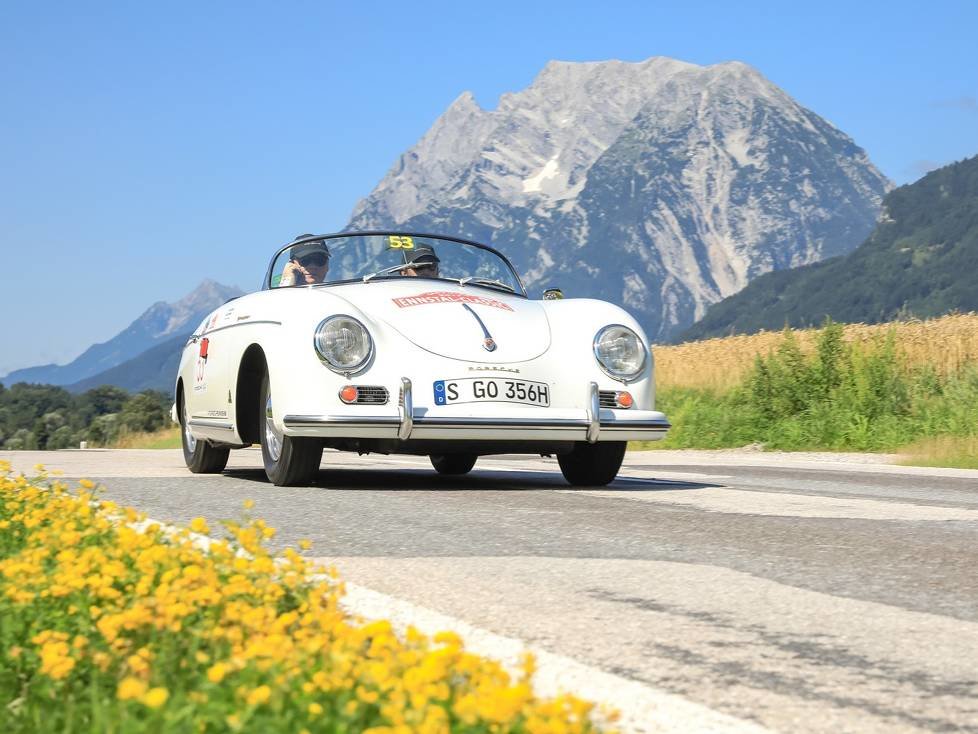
335, 578, 771, 734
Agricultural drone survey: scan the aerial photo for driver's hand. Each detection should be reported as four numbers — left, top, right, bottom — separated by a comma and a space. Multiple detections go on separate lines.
282, 261, 312, 285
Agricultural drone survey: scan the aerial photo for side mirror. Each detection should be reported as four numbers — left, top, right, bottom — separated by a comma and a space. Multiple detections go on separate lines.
543, 288, 564, 300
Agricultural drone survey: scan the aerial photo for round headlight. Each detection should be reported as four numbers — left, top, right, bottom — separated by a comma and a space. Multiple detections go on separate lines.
314, 316, 373, 373
593, 324, 647, 381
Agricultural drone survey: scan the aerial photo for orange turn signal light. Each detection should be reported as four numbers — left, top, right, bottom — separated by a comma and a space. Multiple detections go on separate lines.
339, 385, 359, 404
614, 391, 634, 409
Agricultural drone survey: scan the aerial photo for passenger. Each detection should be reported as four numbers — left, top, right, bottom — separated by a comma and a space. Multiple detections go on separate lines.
403, 244, 440, 278
280, 234, 330, 286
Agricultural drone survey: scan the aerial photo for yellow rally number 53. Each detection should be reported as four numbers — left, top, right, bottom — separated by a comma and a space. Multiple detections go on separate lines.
388, 235, 415, 249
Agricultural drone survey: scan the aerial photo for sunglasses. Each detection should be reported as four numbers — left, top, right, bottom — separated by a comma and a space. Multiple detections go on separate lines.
298, 253, 329, 267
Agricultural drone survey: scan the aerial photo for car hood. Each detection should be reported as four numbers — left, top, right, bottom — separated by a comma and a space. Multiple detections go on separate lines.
326, 281, 551, 362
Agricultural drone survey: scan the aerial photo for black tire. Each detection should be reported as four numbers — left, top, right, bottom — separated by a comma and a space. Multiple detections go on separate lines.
557, 442, 626, 486
430, 453, 477, 475
259, 373, 322, 486
180, 394, 230, 474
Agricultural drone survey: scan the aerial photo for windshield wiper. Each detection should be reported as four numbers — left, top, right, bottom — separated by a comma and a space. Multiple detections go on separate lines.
362, 263, 417, 282
458, 276, 516, 293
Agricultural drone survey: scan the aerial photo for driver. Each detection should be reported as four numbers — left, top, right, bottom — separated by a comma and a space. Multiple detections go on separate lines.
403, 244, 440, 278
280, 234, 330, 286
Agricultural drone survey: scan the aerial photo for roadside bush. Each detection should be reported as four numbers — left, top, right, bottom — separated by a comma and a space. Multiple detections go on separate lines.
45, 425, 77, 450
119, 393, 168, 434
3, 429, 38, 451
654, 320, 978, 453
87, 413, 121, 446
0, 384, 171, 450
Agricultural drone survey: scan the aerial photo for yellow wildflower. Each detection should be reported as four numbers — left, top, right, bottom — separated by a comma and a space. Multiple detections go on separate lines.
246, 685, 271, 706
141, 687, 169, 708
39, 641, 76, 679
308, 702, 323, 715
117, 677, 147, 700
207, 662, 229, 683
189, 517, 210, 535
127, 653, 150, 675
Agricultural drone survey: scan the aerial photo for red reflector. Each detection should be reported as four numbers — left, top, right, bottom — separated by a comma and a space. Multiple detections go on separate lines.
339, 385, 359, 404
615, 391, 634, 408
199, 338, 209, 359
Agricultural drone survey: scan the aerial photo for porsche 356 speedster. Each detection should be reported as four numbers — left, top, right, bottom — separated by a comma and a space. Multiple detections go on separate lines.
174, 232, 669, 486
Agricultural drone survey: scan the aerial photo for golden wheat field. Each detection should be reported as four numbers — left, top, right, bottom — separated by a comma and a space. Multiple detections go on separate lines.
654, 313, 978, 391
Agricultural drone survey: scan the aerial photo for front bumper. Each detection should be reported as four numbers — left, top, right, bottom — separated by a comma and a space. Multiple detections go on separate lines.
283, 380, 670, 443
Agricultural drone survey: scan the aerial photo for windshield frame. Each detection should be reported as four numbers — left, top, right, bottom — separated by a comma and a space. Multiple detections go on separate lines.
262, 231, 527, 297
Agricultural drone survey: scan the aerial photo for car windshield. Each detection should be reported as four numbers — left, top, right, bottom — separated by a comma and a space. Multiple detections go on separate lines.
268, 233, 525, 296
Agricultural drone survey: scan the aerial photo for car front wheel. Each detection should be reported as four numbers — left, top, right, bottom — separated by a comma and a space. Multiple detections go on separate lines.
180, 396, 230, 474
430, 453, 477, 475
557, 441, 626, 486
259, 373, 322, 486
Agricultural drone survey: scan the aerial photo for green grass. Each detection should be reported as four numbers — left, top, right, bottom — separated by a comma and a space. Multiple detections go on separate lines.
110, 427, 181, 450
897, 436, 978, 469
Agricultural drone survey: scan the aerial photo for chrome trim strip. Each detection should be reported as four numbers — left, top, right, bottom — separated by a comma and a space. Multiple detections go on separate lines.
284, 415, 399, 427
599, 422, 671, 430
398, 377, 413, 440
201, 320, 282, 337
461, 303, 496, 352
586, 382, 600, 443
188, 419, 234, 431
414, 417, 587, 427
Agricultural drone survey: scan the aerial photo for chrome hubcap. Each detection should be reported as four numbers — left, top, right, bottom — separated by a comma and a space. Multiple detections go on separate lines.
264, 393, 282, 462
183, 402, 196, 452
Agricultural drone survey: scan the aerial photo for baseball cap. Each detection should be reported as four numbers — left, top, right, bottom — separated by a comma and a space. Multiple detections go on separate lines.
290, 234, 330, 261
409, 243, 440, 265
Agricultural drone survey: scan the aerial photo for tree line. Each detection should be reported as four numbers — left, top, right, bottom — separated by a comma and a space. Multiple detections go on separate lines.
0, 383, 172, 450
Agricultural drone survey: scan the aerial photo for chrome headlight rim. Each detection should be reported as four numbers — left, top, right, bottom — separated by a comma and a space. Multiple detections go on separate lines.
592, 323, 648, 383
313, 314, 374, 376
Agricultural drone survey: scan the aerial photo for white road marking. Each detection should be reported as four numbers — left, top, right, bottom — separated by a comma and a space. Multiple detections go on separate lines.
559, 487, 978, 521
336, 580, 771, 734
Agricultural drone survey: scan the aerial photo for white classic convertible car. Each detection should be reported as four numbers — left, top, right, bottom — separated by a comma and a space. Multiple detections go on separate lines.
175, 232, 669, 486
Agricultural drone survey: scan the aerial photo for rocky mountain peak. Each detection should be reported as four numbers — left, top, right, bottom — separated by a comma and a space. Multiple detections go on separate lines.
347, 56, 891, 341
162, 280, 242, 337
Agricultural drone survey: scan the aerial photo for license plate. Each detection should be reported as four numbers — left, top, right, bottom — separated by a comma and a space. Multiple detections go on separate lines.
433, 378, 550, 407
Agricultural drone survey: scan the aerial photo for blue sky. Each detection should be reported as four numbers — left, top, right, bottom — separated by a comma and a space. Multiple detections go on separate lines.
1, 0, 976, 376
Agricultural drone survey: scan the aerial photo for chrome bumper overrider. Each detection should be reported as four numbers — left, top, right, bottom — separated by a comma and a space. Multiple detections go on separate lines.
282, 379, 670, 442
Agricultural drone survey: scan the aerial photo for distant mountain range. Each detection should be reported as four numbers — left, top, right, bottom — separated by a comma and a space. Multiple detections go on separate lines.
680, 155, 978, 341
349, 56, 891, 341
2, 280, 242, 392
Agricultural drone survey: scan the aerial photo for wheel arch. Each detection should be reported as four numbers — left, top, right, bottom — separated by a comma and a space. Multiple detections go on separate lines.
175, 378, 185, 423
236, 344, 267, 445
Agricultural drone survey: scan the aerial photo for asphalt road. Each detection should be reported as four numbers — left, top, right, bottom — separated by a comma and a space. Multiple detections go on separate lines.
3, 448, 978, 733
